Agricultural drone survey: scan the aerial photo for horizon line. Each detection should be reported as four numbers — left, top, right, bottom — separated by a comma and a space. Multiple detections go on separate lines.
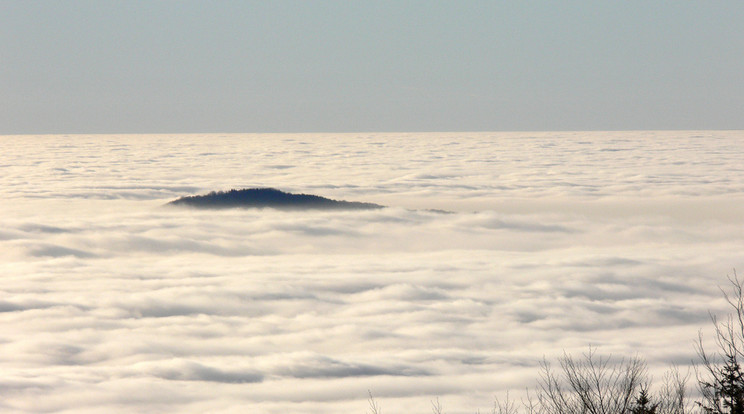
2, 128, 743, 136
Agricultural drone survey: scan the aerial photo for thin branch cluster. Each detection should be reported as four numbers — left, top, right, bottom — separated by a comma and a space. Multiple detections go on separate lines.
366, 272, 744, 414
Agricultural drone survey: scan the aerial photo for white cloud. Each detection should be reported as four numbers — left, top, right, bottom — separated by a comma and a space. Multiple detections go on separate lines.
0, 131, 743, 413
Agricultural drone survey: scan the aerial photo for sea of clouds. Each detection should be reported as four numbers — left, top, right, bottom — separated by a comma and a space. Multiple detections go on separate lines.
1, 131, 743, 413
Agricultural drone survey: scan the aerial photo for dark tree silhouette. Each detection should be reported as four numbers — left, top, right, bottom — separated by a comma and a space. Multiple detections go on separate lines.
697, 272, 744, 414
632, 387, 659, 414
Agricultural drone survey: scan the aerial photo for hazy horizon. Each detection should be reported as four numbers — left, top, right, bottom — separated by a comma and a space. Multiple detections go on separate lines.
5, 128, 744, 137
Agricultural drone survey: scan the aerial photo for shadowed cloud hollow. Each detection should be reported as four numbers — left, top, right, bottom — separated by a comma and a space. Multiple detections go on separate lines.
166, 188, 384, 211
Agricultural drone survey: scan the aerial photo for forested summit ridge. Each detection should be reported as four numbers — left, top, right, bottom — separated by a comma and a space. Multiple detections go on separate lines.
167, 188, 384, 210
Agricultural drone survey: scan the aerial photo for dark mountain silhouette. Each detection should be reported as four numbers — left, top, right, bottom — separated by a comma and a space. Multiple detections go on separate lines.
166, 188, 384, 211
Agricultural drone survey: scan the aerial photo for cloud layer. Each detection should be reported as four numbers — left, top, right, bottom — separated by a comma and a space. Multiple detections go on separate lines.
1, 131, 743, 413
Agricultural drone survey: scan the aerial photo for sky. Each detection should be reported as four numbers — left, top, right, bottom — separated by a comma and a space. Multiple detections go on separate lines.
2, 1, 743, 134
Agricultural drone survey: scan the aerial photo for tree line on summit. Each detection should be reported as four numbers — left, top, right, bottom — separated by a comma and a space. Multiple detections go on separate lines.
167, 188, 384, 210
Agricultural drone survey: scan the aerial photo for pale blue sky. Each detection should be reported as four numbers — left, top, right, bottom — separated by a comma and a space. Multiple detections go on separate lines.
2, 1, 743, 133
